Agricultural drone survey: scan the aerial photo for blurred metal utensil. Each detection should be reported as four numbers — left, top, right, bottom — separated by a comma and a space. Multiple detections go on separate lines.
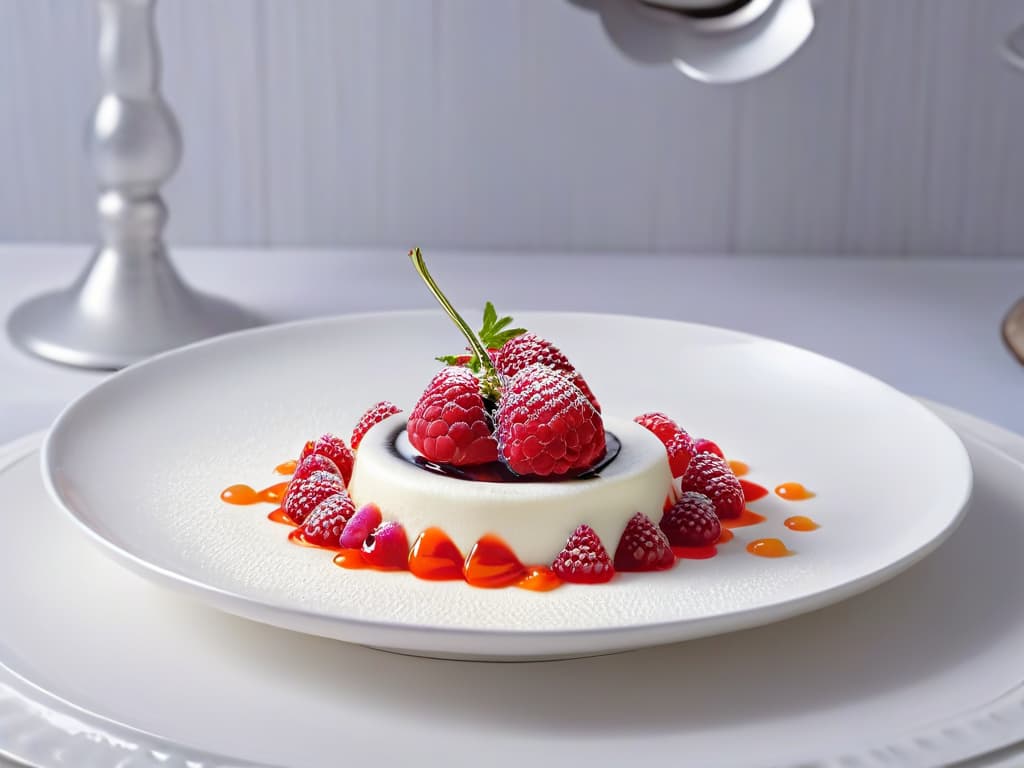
1001, 21, 1024, 364
6, 0, 259, 371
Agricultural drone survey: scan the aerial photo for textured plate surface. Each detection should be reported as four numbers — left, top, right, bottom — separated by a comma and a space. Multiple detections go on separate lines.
0, 406, 1021, 767
42, 313, 971, 658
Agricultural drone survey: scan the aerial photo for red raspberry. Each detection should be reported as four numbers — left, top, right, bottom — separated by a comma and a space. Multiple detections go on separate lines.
613, 513, 676, 572
282, 470, 345, 525
495, 364, 606, 477
664, 431, 697, 477
362, 521, 410, 570
552, 524, 615, 584
633, 412, 681, 443
634, 413, 695, 477
407, 367, 498, 466
300, 434, 354, 484
493, 332, 601, 413
694, 438, 725, 459
680, 453, 744, 520
340, 503, 383, 549
300, 492, 356, 547
660, 492, 721, 547
292, 453, 340, 482
351, 401, 403, 450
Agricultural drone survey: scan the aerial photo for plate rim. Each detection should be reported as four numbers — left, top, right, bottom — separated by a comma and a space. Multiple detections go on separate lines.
39, 311, 974, 656
1, 409, 1020, 768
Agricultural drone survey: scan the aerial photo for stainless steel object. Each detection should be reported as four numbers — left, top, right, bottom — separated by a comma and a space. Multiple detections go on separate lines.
569, 0, 814, 84
1001, 22, 1024, 364
6, 0, 259, 371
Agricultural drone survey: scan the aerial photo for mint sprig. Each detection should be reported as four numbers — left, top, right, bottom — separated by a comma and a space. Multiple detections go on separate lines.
478, 302, 527, 350
435, 302, 526, 373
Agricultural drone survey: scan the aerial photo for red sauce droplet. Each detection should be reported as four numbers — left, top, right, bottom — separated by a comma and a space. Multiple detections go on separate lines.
221, 482, 290, 505
464, 534, 528, 588
728, 460, 749, 477
516, 567, 561, 591
747, 538, 794, 558
267, 508, 296, 526
408, 527, 465, 581
784, 515, 820, 531
776, 482, 815, 501
333, 550, 370, 570
672, 545, 718, 560
717, 528, 735, 544
722, 508, 767, 529
275, 460, 298, 475
739, 479, 769, 502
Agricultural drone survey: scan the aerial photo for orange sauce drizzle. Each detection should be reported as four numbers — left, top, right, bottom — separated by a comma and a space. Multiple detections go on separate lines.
784, 516, 820, 531
516, 567, 562, 592
728, 460, 749, 477
275, 460, 298, 475
463, 534, 528, 588
717, 528, 735, 544
267, 508, 296, 526
775, 482, 815, 501
722, 508, 767, 529
408, 528, 464, 581
746, 538, 794, 558
220, 481, 290, 505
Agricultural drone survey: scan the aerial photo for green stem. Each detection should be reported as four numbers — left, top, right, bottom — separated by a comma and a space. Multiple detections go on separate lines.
409, 248, 501, 396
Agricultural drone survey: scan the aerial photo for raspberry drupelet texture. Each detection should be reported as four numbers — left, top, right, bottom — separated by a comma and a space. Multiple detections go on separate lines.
407, 367, 499, 466
634, 412, 696, 477
351, 401, 403, 450
493, 332, 602, 413
660, 491, 721, 547
680, 453, 744, 520
300, 492, 356, 547
282, 470, 346, 525
552, 524, 615, 583
614, 513, 676, 572
300, 434, 355, 484
495, 363, 606, 477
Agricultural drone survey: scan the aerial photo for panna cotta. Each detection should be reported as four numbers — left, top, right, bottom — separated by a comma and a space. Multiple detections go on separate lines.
348, 415, 674, 565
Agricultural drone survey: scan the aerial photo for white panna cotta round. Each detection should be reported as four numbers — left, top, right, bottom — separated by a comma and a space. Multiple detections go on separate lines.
347, 416, 674, 565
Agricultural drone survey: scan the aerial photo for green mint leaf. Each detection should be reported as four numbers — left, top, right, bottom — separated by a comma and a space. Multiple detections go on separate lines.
482, 302, 497, 332
436, 354, 465, 365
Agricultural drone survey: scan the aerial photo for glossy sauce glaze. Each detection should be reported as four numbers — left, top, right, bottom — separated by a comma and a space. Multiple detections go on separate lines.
746, 538, 794, 558
220, 482, 290, 505
784, 515, 820, 531
775, 482, 815, 500
727, 460, 749, 477
721, 508, 767, 529
739, 479, 769, 502
221, 443, 815, 590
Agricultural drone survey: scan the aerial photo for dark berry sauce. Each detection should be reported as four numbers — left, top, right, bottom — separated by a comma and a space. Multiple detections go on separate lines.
390, 425, 622, 483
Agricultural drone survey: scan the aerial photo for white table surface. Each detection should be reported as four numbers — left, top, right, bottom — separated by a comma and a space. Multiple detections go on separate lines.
0, 245, 1022, 768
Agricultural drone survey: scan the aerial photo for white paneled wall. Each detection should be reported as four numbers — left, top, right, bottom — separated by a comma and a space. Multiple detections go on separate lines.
1, 0, 1023, 256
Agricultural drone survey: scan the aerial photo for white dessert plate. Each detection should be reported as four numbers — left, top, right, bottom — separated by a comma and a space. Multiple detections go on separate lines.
0, 404, 1020, 767
42, 312, 972, 660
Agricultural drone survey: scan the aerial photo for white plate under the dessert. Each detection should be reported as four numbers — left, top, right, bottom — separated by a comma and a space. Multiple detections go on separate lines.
42, 312, 972, 660
0, 404, 1021, 768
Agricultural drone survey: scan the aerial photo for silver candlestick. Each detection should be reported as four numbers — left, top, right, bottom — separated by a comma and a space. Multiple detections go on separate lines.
1002, 22, 1024, 365
6, 0, 259, 371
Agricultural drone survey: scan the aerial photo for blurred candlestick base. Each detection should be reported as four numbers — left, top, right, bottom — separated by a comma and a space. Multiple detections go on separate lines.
5, 0, 258, 371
